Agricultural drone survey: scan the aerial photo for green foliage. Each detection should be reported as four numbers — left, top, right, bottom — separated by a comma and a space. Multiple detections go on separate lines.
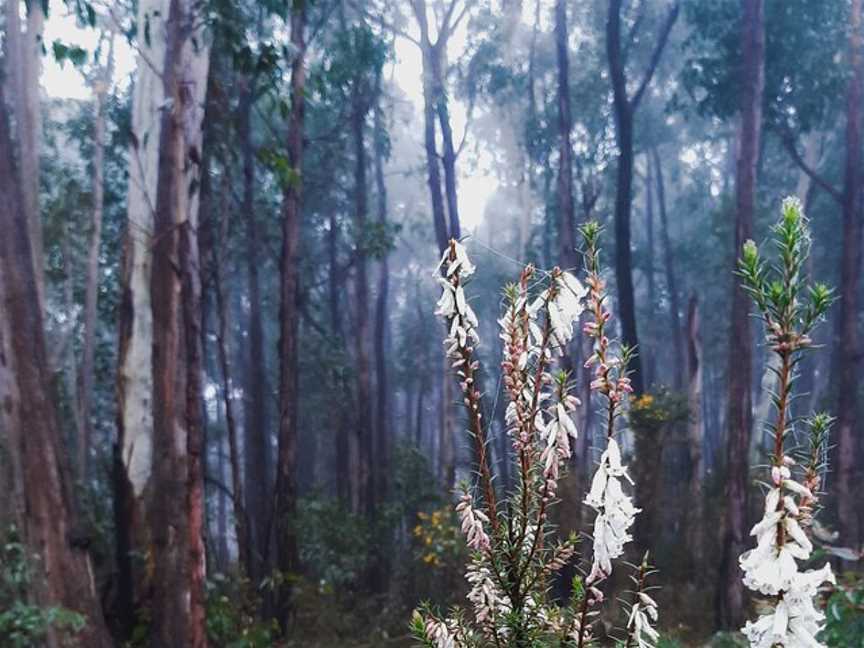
51, 41, 88, 68
206, 573, 277, 648
682, 0, 846, 131
738, 198, 833, 337
707, 631, 750, 648
823, 574, 864, 647
297, 498, 371, 589
0, 527, 86, 647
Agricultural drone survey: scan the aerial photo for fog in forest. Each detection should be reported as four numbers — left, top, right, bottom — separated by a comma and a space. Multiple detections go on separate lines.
1, 1, 863, 646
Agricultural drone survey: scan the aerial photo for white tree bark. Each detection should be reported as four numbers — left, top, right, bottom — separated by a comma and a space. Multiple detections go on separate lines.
120, 0, 171, 498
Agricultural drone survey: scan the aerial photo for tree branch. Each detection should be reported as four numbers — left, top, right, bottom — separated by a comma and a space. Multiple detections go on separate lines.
776, 127, 842, 205
631, 1, 679, 109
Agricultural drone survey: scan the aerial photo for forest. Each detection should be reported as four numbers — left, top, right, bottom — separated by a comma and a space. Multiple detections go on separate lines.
1, 0, 864, 646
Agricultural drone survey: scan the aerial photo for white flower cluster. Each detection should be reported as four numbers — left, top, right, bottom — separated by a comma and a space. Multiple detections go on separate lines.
740, 462, 835, 647
584, 438, 640, 583
424, 618, 458, 648
743, 564, 835, 648
436, 241, 479, 355
456, 492, 491, 552
535, 271, 588, 351
466, 558, 510, 627
628, 592, 660, 648
541, 400, 580, 482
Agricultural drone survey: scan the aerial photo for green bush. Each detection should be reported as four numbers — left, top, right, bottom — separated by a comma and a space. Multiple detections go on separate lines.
0, 526, 86, 647
823, 574, 864, 647
206, 573, 277, 648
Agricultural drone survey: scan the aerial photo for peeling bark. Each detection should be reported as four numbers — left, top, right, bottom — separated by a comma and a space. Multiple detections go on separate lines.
148, 0, 210, 644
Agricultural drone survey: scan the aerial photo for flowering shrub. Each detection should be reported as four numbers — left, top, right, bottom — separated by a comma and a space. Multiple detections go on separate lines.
414, 507, 466, 569
412, 224, 658, 647
736, 197, 835, 648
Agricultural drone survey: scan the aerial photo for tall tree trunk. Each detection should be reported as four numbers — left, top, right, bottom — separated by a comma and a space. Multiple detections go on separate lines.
78, 35, 115, 481
607, 0, 641, 392
4, 0, 46, 308
836, 0, 863, 550
554, 0, 578, 272
213, 188, 250, 574
351, 83, 374, 519
607, 0, 679, 395
274, 1, 306, 631
644, 157, 657, 388
0, 81, 113, 648
431, 47, 461, 242
718, 0, 764, 629
413, 1, 450, 253
115, 0, 170, 620
329, 211, 352, 506
373, 81, 391, 507
149, 1, 210, 644
685, 294, 704, 572
239, 84, 272, 580
652, 147, 684, 389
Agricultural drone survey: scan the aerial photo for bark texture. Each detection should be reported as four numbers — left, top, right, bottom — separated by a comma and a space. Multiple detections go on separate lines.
117, 2, 171, 590
148, 1, 210, 644
0, 82, 113, 648
4, 0, 45, 307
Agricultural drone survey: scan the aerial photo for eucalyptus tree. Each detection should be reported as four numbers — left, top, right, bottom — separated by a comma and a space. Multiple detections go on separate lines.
606, 0, 680, 396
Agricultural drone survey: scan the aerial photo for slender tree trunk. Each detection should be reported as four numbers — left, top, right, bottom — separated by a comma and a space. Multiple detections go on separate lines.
607, 0, 642, 393
351, 84, 375, 519
373, 82, 391, 507
440, 360, 456, 490
329, 212, 352, 506
644, 157, 657, 388
414, 3, 450, 253
836, 0, 863, 550
274, 1, 306, 631
606, 0, 645, 394
685, 294, 704, 571
239, 85, 272, 580
78, 36, 115, 481
554, 0, 578, 272
652, 147, 684, 389
607, 0, 679, 395
718, 0, 764, 629
213, 191, 250, 574
431, 47, 461, 242
0, 80, 113, 648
